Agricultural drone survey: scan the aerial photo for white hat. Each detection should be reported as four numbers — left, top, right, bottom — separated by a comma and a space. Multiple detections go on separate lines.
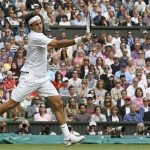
143, 30, 148, 34
62, 77, 69, 82
22, 119, 29, 126
107, 74, 114, 78
104, 43, 113, 48
87, 94, 93, 99
89, 121, 97, 126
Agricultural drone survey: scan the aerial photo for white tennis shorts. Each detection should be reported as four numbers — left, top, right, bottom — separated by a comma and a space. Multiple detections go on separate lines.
11, 72, 59, 102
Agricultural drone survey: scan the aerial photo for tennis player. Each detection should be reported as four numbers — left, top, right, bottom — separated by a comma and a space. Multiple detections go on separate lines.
0, 13, 91, 146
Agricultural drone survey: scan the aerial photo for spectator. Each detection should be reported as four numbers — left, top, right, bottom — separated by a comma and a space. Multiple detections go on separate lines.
52, 71, 63, 92
59, 15, 71, 26
86, 71, 97, 91
107, 106, 122, 122
115, 62, 132, 84
59, 77, 69, 97
73, 103, 90, 122
116, 89, 127, 108
95, 57, 105, 78
61, 85, 81, 107
13, 48, 25, 71
0, 80, 9, 103
34, 103, 52, 122
90, 105, 107, 122
15, 119, 32, 135
85, 94, 97, 116
143, 9, 150, 26
105, 73, 115, 92
101, 93, 113, 118
4, 71, 16, 98
123, 103, 143, 122
64, 97, 79, 122
95, 80, 107, 103
26, 96, 42, 120
68, 70, 82, 94
134, 122, 146, 136
40, 125, 57, 135
138, 97, 150, 118
0, 121, 7, 133
119, 96, 131, 118
85, 121, 100, 135
133, 50, 145, 68
127, 57, 136, 76
143, 111, 150, 121
111, 79, 124, 104
80, 56, 90, 79
119, 48, 129, 66
136, 15, 146, 26
73, 49, 85, 65
111, 54, 120, 75
132, 87, 144, 110
100, 65, 111, 82
59, 62, 67, 77
79, 79, 90, 100
93, 9, 108, 26
59, 48, 69, 62
10, 62, 20, 81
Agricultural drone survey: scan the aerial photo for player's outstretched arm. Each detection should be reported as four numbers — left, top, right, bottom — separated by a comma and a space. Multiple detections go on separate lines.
48, 33, 92, 49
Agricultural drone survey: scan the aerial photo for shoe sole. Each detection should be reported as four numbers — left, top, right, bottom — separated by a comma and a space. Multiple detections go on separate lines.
64, 136, 85, 147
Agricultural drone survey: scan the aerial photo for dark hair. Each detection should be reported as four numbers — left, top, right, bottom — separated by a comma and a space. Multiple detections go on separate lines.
24, 13, 36, 26
55, 71, 63, 82
24, 13, 42, 27
94, 105, 101, 113
88, 90, 96, 99
78, 103, 86, 109
145, 57, 150, 62
135, 87, 143, 97
68, 85, 75, 91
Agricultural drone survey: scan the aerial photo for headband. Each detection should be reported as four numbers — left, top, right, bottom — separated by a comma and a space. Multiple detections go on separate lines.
28, 16, 41, 25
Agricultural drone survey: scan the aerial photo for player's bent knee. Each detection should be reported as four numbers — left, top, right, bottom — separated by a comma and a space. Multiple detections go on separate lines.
53, 99, 63, 110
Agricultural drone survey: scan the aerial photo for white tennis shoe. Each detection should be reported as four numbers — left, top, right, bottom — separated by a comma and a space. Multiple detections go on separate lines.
64, 134, 85, 146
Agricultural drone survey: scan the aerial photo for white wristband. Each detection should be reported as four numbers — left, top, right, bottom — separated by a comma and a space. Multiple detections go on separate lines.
74, 37, 82, 44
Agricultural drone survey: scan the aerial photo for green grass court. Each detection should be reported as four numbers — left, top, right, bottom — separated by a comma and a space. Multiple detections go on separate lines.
0, 144, 150, 150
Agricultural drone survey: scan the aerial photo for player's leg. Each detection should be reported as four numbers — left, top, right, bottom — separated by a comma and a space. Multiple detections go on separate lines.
46, 95, 85, 146
0, 99, 19, 115
38, 79, 85, 146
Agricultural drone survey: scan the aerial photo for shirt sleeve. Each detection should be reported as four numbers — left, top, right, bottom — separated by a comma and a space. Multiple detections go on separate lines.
31, 33, 52, 47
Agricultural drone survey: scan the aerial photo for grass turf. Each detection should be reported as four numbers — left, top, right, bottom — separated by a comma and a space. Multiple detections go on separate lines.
0, 144, 150, 150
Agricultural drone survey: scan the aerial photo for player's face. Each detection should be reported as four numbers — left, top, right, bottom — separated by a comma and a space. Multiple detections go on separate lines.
30, 19, 43, 33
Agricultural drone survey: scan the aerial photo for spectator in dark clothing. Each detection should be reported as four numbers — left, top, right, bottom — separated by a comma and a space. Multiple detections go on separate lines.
143, 111, 150, 121
111, 54, 120, 75
119, 96, 131, 118
93, 9, 109, 26
105, 74, 115, 92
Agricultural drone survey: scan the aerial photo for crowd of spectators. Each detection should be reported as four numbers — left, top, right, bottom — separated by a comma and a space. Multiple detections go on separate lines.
0, 0, 150, 135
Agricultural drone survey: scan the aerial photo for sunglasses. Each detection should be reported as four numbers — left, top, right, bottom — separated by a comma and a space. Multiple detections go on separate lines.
125, 99, 131, 101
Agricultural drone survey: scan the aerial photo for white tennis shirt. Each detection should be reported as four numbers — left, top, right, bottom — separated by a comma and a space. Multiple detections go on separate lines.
21, 30, 52, 77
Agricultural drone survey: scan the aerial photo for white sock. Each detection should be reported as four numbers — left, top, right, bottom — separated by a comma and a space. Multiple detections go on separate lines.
60, 124, 70, 139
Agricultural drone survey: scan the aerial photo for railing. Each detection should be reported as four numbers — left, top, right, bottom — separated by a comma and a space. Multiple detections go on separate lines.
6, 121, 150, 135
48, 26, 150, 38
